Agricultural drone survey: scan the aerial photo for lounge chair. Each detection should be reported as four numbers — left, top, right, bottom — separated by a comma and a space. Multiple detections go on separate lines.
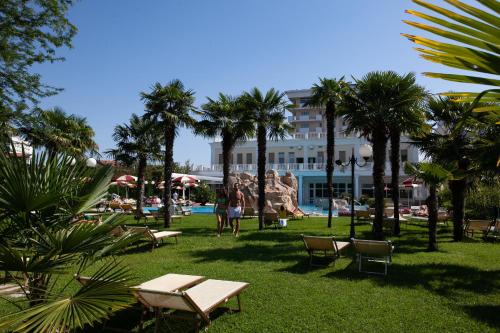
109, 201, 122, 212
243, 207, 256, 218
126, 226, 181, 250
133, 277, 249, 333
355, 210, 371, 223
485, 220, 499, 242
352, 238, 394, 275
464, 219, 494, 238
153, 208, 183, 223
264, 212, 279, 228
301, 234, 350, 266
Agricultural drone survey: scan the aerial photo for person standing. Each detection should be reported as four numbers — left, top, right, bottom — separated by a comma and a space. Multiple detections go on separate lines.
213, 188, 229, 237
229, 183, 245, 237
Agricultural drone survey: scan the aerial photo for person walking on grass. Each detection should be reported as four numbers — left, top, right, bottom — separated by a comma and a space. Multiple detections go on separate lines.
229, 183, 245, 237
213, 188, 229, 237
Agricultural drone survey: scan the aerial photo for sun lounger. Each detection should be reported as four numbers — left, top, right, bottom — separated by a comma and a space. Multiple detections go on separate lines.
301, 234, 350, 266
464, 219, 494, 238
243, 207, 256, 218
352, 238, 394, 275
264, 212, 279, 228
355, 210, 371, 223
126, 226, 181, 250
133, 277, 249, 333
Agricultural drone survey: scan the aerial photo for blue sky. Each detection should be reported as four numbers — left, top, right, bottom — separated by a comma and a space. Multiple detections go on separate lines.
35, 0, 482, 166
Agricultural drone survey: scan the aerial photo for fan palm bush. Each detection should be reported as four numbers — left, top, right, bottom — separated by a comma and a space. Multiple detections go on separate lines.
141, 80, 197, 228
403, 0, 500, 123
0, 146, 138, 332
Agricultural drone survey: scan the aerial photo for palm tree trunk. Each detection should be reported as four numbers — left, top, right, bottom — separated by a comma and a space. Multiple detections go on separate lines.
163, 125, 176, 228
135, 155, 147, 219
257, 125, 267, 230
325, 103, 335, 228
372, 130, 387, 240
427, 184, 438, 251
221, 133, 234, 191
390, 129, 400, 236
449, 178, 466, 241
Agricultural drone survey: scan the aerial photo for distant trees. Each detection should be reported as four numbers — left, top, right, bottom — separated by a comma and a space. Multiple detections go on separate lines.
142, 80, 196, 228
0, 0, 77, 113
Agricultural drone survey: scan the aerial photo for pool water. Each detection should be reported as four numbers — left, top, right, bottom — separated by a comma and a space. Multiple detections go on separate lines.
144, 205, 339, 216
190, 204, 336, 216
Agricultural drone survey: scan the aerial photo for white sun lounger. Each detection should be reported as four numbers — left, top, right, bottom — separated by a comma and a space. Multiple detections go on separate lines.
133, 278, 249, 332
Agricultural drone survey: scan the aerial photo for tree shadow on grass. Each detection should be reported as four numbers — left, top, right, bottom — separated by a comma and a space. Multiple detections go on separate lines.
461, 304, 500, 330
324, 262, 500, 299
189, 243, 303, 264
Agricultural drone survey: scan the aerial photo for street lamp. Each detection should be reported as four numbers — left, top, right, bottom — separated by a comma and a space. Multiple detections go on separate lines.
335, 144, 372, 239
86, 157, 97, 168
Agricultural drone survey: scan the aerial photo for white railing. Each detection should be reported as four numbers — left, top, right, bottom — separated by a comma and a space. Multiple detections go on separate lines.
194, 162, 375, 173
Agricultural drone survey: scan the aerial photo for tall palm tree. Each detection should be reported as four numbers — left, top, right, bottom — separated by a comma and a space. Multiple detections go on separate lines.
412, 97, 485, 241
340, 71, 422, 239
405, 162, 451, 251
106, 114, 162, 218
307, 77, 349, 228
242, 88, 292, 230
20, 107, 98, 157
197, 93, 254, 190
385, 73, 427, 236
141, 80, 196, 228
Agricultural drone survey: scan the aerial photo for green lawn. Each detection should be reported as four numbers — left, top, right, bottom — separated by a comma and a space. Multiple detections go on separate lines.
2, 215, 499, 332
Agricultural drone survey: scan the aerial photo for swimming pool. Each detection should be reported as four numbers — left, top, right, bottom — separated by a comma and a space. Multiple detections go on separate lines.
190, 205, 336, 216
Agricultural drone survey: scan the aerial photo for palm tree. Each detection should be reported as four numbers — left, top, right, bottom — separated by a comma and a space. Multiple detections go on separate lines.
405, 162, 451, 251
307, 77, 349, 228
197, 93, 254, 190
106, 114, 162, 218
20, 107, 98, 157
385, 73, 427, 236
403, 0, 500, 122
412, 97, 485, 241
141, 80, 196, 228
242, 88, 292, 230
340, 71, 423, 239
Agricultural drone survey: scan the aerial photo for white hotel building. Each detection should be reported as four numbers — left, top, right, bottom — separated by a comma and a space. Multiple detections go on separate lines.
194, 89, 425, 206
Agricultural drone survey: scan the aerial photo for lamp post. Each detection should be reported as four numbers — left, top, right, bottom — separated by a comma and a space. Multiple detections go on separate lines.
335, 144, 372, 239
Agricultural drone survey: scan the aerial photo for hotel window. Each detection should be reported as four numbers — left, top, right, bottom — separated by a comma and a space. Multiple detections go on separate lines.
236, 153, 243, 164
300, 123, 309, 129
288, 152, 295, 163
299, 98, 310, 107
278, 152, 285, 164
317, 151, 324, 163
361, 184, 374, 197
338, 150, 346, 162
401, 149, 408, 162
246, 153, 252, 164
218, 154, 223, 164
269, 152, 275, 163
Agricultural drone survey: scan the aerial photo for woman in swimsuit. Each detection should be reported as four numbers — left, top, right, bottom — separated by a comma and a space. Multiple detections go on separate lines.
214, 188, 229, 237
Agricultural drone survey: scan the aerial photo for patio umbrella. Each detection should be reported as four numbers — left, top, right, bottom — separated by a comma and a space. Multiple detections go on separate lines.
116, 175, 137, 183
402, 178, 421, 207
172, 175, 197, 183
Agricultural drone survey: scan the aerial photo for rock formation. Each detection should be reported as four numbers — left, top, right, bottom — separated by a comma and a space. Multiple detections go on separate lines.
228, 170, 298, 213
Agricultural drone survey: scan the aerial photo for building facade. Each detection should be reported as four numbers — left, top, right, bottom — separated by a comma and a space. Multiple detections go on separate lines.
194, 89, 426, 206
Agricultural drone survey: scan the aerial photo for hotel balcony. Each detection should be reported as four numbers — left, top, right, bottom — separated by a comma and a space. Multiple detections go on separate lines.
193, 162, 382, 173
288, 115, 322, 122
